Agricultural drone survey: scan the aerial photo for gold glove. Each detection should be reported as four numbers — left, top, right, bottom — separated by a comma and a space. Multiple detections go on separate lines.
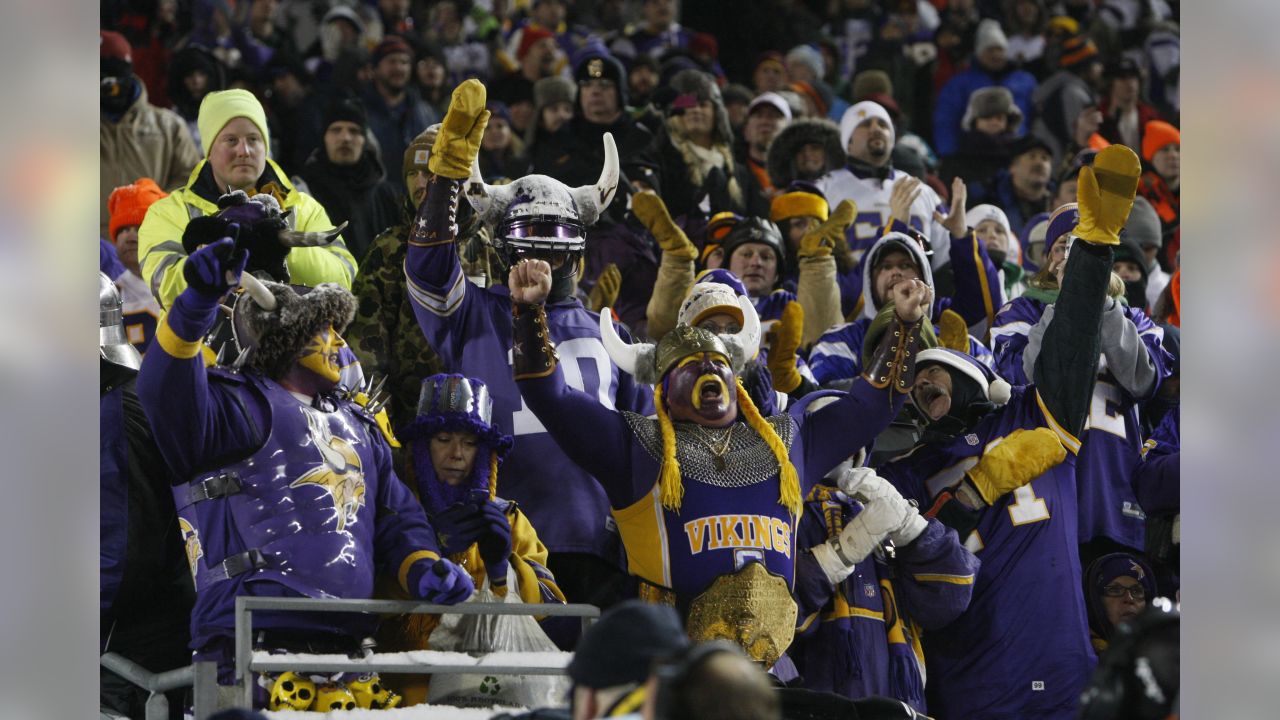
587, 263, 621, 313
429, 79, 491, 180
765, 301, 804, 393
632, 190, 697, 261
1074, 144, 1141, 246
799, 199, 857, 259
965, 427, 1066, 505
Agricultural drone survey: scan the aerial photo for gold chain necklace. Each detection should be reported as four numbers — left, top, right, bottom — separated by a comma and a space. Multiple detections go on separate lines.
691, 423, 736, 471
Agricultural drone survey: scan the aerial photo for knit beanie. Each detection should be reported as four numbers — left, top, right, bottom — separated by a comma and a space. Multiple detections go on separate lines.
371, 35, 413, 67
107, 178, 168, 241
322, 96, 368, 132
851, 70, 892, 102
1059, 34, 1100, 70
516, 26, 555, 62
770, 181, 829, 224
840, 101, 895, 153
533, 75, 576, 110
974, 19, 1009, 55
402, 133, 433, 188
786, 44, 825, 79
197, 89, 270, 157
1141, 121, 1180, 163
1125, 196, 1162, 250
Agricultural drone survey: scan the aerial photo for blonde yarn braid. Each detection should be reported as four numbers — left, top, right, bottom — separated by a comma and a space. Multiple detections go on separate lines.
735, 378, 802, 517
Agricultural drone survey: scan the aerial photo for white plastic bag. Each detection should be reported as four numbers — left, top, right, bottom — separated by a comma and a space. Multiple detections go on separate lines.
426, 577, 570, 709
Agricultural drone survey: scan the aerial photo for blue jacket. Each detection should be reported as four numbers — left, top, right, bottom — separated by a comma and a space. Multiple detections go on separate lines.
932, 66, 1038, 156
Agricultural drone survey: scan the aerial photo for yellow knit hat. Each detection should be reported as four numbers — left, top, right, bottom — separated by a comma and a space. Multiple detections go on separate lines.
197, 89, 271, 157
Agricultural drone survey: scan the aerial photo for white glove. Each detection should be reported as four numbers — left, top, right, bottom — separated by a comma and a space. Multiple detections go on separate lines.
809, 496, 897, 584
834, 468, 927, 545
835, 465, 881, 498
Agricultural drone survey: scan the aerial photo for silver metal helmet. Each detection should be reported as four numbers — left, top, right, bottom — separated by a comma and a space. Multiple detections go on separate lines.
100, 272, 141, 371
464, 132, 619, 277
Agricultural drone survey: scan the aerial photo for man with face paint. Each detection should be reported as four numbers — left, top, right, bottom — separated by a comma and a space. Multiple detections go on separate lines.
507, 252, 930, 666
991, 202, 1173, 567
874, 144, 1148, 719
136, 236, 474, 708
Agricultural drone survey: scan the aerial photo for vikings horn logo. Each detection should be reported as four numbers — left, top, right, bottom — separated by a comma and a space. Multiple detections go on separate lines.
178, 518, 203, 580
291, 408, 367, 532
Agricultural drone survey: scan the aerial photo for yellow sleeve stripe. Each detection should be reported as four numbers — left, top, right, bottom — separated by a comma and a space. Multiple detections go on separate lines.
970, 231, 996, 340
912, 572, 975, 585
823, 605, 886, 623
156, 319, 204, 359
1035, 391, 1082, 455
397, 549, 441, 593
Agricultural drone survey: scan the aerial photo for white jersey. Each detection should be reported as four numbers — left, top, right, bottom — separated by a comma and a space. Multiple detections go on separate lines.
816, 167, 951, 271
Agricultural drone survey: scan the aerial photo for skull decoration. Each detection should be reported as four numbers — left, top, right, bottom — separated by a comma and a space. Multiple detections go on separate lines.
349, 673, 402, 709
268, 671, 315, 711
316, 683, 358, 711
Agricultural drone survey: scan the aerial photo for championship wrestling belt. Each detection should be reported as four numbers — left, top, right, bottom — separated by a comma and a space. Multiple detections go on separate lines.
685, 562, 798, 667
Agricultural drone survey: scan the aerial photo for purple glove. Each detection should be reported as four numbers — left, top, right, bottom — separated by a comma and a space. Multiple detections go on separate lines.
475, 501, 513, 583
182, 232, 247, 299
416, 558, 474, 604
432, 502, 486, 557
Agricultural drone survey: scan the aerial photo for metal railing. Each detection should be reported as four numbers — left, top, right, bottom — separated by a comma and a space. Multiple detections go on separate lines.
99, 653, 218, 720
229, 596, 600, 711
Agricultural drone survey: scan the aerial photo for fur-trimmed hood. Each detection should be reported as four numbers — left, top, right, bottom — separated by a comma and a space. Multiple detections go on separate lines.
767, 118, 845, 189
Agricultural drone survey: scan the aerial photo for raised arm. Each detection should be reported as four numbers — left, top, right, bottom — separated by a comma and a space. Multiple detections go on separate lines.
135, 238, 262, 479
937, 178, 1003, 338
796, 279, 932, 482
1034, 145, 1142, 439
509, 259, 641, 508
634, 191, 697, 340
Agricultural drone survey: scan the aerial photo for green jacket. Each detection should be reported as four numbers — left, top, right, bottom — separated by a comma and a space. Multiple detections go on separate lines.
138, 158, 357, 309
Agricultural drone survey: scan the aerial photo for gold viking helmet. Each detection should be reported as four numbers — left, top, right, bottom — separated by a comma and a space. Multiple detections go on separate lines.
598, 301, 800, 517
654, 325, 732, 381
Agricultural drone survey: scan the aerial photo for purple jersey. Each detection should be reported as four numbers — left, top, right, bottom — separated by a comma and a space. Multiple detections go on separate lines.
790, 484, 977, 711
878, 386, 1094, 719
406, 225, 653, 563
517, 368, 903, 600
137, 294, 445, 653
992, 297, 1173, 550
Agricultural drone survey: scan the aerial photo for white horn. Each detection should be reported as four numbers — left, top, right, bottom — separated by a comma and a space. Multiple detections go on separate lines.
570, 132, 619, 227
599, 307, 642, 376
733, 295, 761, 361
463, 159, 515, 226
238, 272, 278, 311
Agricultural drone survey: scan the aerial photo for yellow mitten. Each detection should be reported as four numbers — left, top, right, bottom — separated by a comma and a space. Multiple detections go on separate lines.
633, 190, 697, 261
799, 199, 857, 259
965, 428, 1067, 505
765, 301, 805, 393
936, 308, 969, 351
588, 263, 622, 313
1074, 144, 1141, 246
429, 79, 491, 179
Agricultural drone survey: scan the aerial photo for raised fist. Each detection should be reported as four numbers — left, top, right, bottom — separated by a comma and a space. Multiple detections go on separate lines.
509, 258, 553, 305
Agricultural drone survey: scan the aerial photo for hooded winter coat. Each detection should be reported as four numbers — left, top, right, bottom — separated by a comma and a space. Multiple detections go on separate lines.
298, 146, 401, 263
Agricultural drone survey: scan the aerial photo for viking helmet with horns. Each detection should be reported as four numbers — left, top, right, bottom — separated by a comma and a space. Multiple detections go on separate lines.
229, 273, 356, 379
599, 294, 760, 385
464, 133, 619, 279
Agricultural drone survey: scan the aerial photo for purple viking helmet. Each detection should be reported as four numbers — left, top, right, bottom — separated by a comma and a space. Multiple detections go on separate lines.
464, 132, 619, 278
400, 374, 514, 514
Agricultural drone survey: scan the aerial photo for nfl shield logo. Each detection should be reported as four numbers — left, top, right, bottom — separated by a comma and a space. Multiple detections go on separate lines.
965, 433, 979, 446
863, 583, 876, 598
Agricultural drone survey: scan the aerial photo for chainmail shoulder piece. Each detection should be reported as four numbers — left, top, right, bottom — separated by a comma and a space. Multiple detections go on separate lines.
621, 411, 797, 488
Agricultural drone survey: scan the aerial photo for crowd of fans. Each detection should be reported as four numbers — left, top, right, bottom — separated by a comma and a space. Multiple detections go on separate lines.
100, 0, 1181, 718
